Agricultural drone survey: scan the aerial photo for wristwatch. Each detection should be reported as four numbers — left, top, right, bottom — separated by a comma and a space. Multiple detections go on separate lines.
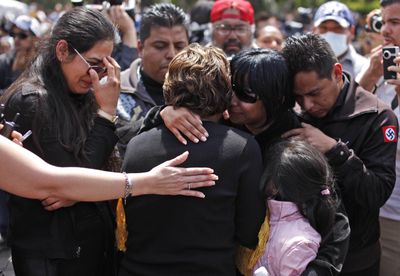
97, 109, 118, 123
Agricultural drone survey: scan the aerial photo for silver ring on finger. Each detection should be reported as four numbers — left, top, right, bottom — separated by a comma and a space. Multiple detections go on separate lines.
187, 183, 191, 190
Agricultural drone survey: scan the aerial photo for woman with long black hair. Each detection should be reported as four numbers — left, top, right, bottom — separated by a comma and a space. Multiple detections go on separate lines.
0, 7, 122, 276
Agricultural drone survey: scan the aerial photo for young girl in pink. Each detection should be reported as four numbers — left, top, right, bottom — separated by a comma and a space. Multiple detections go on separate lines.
254, 140, 340, 276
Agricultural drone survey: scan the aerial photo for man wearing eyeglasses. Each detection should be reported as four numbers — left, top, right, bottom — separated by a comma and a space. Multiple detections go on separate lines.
0, 15, 41, 95
210, 0, 256, 57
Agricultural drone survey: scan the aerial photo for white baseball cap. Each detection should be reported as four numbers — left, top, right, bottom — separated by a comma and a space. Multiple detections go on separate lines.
13, 15, 41, 37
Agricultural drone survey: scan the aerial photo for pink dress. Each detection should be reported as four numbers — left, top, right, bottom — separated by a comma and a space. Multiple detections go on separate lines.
254, 200, 321, 276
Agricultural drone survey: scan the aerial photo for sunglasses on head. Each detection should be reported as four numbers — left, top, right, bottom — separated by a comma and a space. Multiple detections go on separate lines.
10, 31, 29, 40
72, 47, 107, 75
232, 83, 259, 103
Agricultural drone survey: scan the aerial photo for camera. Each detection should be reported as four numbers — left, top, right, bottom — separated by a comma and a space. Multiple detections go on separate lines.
0, 112, 19, 139
369, 14, 382, 33
383, 46, 399, 80
366, 10, 382, 34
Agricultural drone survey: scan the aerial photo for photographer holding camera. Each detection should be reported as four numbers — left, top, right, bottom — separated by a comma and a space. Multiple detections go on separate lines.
359, 9, 383, 56
357, 1, 400, 275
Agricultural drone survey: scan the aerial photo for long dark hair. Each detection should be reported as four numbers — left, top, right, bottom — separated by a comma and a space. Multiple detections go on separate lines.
1, 8, 117, 160
262, 139, 338, 242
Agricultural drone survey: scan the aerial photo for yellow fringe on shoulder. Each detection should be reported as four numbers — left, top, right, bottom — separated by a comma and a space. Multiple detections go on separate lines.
236, 212, 270, 276
116, 198, 127, 252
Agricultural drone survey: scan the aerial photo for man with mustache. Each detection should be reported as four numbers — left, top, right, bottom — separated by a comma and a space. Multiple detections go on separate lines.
210, 0, 256, 58
116, 3, 189, 155
357, 0, 400, 275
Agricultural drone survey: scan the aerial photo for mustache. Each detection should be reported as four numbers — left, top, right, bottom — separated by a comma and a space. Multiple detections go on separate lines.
222, 39, 242, 49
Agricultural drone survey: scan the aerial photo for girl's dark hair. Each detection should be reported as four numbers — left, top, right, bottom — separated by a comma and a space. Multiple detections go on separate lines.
262, 139, 338, 242
230, 48, 295, 125
1, 8, 117, 160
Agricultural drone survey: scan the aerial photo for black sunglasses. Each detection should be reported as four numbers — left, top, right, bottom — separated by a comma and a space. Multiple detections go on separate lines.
72, 47, 107, 75
232, 83, 259, 103
9, 31, 29, 40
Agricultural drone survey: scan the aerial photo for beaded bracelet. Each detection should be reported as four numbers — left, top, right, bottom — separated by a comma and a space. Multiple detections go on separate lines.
122, 172, 133, 204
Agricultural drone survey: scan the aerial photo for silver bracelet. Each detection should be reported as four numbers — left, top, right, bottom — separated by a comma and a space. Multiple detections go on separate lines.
122, 172, 133, 204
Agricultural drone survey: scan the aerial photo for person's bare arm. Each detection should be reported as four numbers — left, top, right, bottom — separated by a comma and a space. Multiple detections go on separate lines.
358, 45, 383, 92
0, 135, 217, 203
108, 5, 137, 48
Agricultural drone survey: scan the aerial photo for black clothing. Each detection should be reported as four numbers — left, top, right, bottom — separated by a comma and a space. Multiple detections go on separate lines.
3, 87, 118, 276
255, 110, 350, 276
298, 75, 397, 273
116, 61, 163, 157
140, 106, 351, 276
120, 121, 266, 276
255, 109, 301, 156
140, 69, 164, 106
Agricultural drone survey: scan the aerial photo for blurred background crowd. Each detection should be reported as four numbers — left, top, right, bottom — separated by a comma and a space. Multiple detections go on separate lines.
0, 0, 384, 59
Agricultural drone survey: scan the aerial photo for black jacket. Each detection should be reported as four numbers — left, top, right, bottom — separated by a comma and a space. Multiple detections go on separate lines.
121, 121, 266, 276
299, 74, 397, 273
3, 87, 118, 275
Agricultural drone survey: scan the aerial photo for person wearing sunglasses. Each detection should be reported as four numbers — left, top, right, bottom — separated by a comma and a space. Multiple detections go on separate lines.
0, 15, 41, 95
0, 8, 122, 276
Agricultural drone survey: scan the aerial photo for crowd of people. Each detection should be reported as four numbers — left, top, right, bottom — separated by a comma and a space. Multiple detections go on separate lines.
0, 0, 400, 275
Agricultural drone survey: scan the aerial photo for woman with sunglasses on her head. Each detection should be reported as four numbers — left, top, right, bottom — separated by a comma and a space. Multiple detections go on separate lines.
0, 7, 219, 276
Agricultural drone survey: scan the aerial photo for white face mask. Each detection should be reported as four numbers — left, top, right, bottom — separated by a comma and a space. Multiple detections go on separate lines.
319, 32, 348, 57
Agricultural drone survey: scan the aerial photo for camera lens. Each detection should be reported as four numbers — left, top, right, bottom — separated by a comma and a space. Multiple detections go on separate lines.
372, 17, 382, 33
383, 50, 392, 60
71, 0, 84, 6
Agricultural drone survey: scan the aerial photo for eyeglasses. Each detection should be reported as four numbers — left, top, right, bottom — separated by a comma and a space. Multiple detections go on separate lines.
72, 47, 107, 75
232, 83, 259, 103
214, 24, 250, 37
9, 31, 29, 40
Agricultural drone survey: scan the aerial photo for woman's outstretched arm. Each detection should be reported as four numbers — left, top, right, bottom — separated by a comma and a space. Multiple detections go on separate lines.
0, 135, 217, 202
